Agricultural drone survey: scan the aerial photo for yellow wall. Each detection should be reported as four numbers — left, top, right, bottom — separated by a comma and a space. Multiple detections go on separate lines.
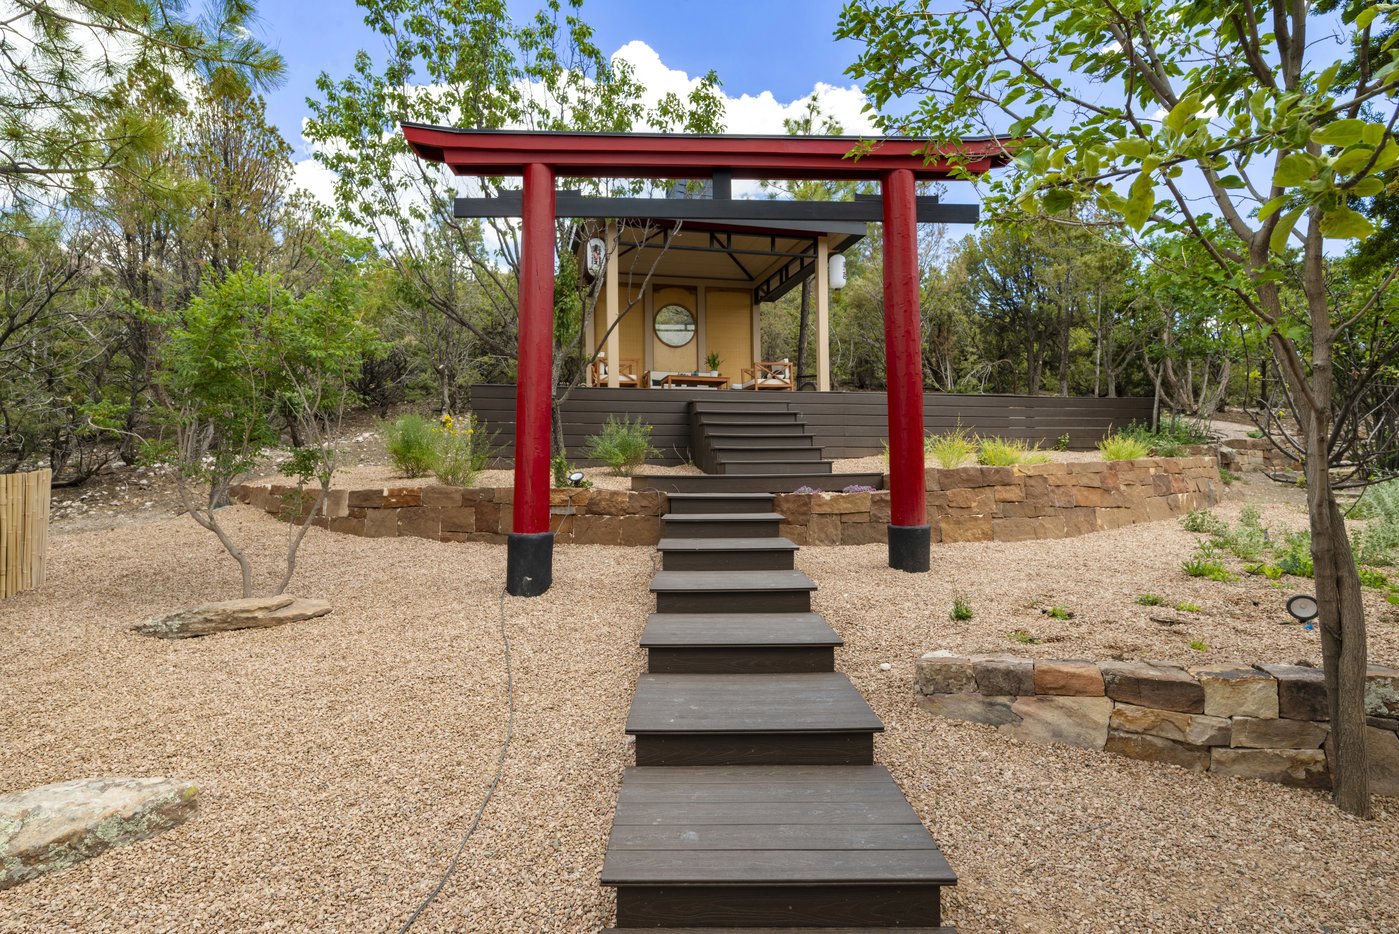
652, 286, 699, 372
705, 288, 754, 380
615, 301, 644, 375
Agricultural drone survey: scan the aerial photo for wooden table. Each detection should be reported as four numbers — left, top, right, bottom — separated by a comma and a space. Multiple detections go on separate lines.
659, 373, 729, 389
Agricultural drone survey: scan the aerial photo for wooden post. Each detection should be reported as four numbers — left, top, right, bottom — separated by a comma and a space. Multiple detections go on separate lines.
507, 162, 556, 596
816, 235, 831, 392
881, 169, 930, 572
605, 220, 621, 388
1, 468, 50, 599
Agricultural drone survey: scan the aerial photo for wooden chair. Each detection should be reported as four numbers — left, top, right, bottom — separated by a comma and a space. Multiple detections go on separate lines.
590, 357, 640, 388
736, 360, 795, 391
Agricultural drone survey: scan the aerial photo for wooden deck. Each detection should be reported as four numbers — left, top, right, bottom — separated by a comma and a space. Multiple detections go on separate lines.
602, 491, 958, 929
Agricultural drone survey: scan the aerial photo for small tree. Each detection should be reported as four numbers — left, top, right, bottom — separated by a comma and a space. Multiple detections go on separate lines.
153, 239, 374, 597
840, 0, 1399, 816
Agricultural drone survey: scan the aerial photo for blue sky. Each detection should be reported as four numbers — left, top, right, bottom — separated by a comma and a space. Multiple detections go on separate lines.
252, 0, 866, 160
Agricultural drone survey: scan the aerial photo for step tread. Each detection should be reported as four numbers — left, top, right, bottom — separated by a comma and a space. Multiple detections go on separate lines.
602, 765, 951, 886
662, 512, 786, 523
642, 613, 842, 647
604, 928, 955, 933
657, 537, 799, 552
666, 492, 776, 501
632, 473, 883, 493
650, 570, 815, 593
626, 672, 882, 735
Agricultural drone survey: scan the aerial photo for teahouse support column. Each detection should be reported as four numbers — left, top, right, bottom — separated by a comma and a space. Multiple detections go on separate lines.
881, 168, 930, 572
605, 220, 621, 388
816, 234, 831, 392
507, 162, 556, 596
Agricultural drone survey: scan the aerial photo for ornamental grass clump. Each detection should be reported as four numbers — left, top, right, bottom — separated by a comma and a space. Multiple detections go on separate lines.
586, 414, 658, 476
384, 413, 436, 478
926, 426, 977, 468
431, 412, 492, 487
1097, 432, 1151, 461
976, 436, 1050, 466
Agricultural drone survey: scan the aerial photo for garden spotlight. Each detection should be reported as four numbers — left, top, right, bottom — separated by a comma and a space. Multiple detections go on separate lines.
567, 470, 586, 487
1286, 594, 1319, 625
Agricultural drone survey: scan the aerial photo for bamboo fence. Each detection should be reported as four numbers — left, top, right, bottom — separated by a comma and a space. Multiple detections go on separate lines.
1, 468, 50, 599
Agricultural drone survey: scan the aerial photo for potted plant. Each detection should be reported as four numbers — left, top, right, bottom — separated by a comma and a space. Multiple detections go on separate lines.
704, 351, 722, 376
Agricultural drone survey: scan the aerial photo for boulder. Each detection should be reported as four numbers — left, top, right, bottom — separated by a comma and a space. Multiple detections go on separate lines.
1191, 665, 1279, 719
919, 693, 1021, 727
1105, 730, 1210, 771
972, 654, 1035, 696
1256, 664, 1328, 721
1109, 703, 1231, 747
1364, 725, 1399, 797
1211, 748, 1330, 789
1100, 661, 1204, 713
1367, 665, 1399, 718
1007, 696, 1112, 750
1230, 717, 1329, 750
132, 596, 331, 639
1033, 658, 1105, 696
915, 652, 977, 695
1, 777, 198, 890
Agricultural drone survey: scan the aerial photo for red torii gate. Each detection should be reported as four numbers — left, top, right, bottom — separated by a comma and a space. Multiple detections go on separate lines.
401, 125, 1010, 595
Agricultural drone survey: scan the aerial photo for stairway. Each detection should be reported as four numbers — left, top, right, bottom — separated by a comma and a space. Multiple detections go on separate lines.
690, 400, 833, 478
601, 492, 958, 931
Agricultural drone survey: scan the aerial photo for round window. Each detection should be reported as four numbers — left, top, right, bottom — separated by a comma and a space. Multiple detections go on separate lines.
654, 304, 696, 348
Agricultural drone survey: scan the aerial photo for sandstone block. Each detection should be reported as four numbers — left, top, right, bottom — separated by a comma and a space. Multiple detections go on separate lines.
1110, 703, 1231, 746
0, 777, 198, 891
1367, 665, 1399, 718
994, 483, 1026, 503
1008, 696, 1111, 750
586, 489, 630, 515
1017, 461, 1070, 476
1074, 486, 1123, 508
1257, 664, 1328, 721
1211, 747, 1330, 789
398, 507, 442, 540
1192, 665, 1279, 718
870, 491, 891, 523
328, 516, 365, 536
939, 515, 992, 543
619, 515, 663, 546
919, 693, 1020, 726
363, 508, 399, 538
946, 487, 994, 511
774, 493, 810, 524
941, 465, 1013, 488
916, 652, 976, 694
1101, 660, 1205, 713
348, 488, 386, 508
324, 489, 350, 518
973, 654, 1035, 696
383, 487, 421, 508
1231, 717, 1328, 749
634, 491, 665, 516
839, 522, 886, 545
573, 515, 620, 545
992, 518, 1042, 543
807, 514, 842, 545
441, 506, 477, 533
1363, 725, 1399, 797
1105, 730, 1210, 771
474, 501, 502, 534
778, 522, 808, 545
421, 485, 463, 508
1034, 658, 1105, 696
812, 491, 870, 514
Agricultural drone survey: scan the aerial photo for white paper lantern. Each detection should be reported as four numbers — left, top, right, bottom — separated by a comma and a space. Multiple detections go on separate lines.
828, 252, 847, 290
585, 237, 606, 275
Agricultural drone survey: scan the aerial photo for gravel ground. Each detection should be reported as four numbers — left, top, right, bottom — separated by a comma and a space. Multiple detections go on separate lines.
4, 472, 1396, 932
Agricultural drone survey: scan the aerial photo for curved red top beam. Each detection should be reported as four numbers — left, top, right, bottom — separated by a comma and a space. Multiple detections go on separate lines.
401, 123, 1012, 181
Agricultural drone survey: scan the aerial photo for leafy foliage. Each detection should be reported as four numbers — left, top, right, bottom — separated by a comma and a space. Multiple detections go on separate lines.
927, 426, 978, 468
430, 413, 493, 487
1097, 433, 1151, 461
384, 415, 436, 478
977, 436, 1050, 466
585, 415, 657, 477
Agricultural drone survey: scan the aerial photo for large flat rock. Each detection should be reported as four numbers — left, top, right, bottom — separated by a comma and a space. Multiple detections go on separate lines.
132, 595, 331, 638
1, 777, 198, 890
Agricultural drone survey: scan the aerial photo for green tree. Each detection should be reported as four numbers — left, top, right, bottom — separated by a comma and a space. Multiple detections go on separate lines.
841, 0, 1399, 815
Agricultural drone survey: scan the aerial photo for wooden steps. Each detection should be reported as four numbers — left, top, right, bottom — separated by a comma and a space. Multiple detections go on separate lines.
690, 400, 833, 477
661, 511, 785, 539
656, 537, 798, 571
642, 612, 840, 673
633, 472, 885, 494
603, 489, 958, 929
650, 569, 815, 613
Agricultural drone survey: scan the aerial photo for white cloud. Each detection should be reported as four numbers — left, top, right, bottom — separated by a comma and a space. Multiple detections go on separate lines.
289, 40, 883, 210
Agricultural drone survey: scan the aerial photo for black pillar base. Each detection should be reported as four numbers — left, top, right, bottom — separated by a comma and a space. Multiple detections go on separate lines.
506, 531, 554, 596
887, 524, 931, 573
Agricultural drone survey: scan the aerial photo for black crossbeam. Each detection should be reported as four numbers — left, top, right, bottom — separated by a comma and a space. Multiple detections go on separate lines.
453, 192, 977, 224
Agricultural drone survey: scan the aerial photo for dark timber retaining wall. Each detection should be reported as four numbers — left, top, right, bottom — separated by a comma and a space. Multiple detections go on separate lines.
470, 385, 1155, 465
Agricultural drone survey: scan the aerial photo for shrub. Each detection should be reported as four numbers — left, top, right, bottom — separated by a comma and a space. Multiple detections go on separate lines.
1097, 433, 1151, 461
1119, 415, 1213, 457
585, 415, 658, 476
1175, 601, 1202, 613
1055, 432, 1071, 451
1245, 562, 1285, 580
1219, 468, 1241, 486
1136, 593, 1164, 606
1357, 567, 1390, 589
1008, 628, 1039, 644
1275, 530, 1314, 577
1239, 504, 1263, 528
1043, 605, 1073, 620
1181, 509, 1227, 536
978, 436, 1050, 466
1189, 639, 1209, 652
927, 425, 978, 468
842, 484, 877, 493
1217, 523, 1270, 561
384, 414, 436, 478
430, 412, 492, 487
1346, 479, 1399, 521
950, 595, 973, 621
1183, 546, 1235, 582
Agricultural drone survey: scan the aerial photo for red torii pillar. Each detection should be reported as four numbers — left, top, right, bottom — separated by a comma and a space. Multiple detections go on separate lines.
881, 168, 930, 571
507, 162, 556, 595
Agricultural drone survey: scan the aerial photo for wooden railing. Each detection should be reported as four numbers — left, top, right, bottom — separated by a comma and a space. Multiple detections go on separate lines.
1, 468, 50, 599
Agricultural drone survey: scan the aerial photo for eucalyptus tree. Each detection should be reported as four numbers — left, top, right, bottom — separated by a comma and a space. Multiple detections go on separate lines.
841, 0, 1399, 815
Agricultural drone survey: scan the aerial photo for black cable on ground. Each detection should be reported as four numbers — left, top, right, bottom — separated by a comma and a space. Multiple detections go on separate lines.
395, 584, 515, 933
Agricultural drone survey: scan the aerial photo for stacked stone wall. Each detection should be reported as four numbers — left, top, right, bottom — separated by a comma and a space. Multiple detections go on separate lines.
917, 652, 1399, 794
